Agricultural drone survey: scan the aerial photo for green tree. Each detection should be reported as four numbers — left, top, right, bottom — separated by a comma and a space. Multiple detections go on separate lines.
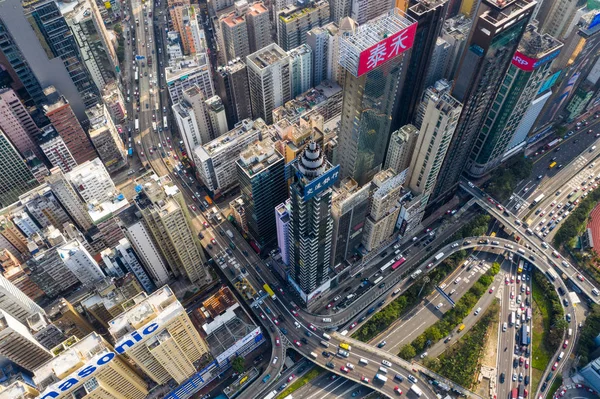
232, 356, 245, 373
399, 345, 416, 360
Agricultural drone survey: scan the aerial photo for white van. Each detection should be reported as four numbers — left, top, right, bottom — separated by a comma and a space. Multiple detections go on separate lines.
359, 358, 369, 365
568, 328, 573, 337
474, 307, 482, 315
558, 351, 564, 361
322, 318, 332, 323
379, 366, 388, 374
310, 352, 318, 359
591, 146, 597, 152
382, 360, 392, 367
593, 288, 600, 296
341, 330, 349, 336
322, 333, 331, 340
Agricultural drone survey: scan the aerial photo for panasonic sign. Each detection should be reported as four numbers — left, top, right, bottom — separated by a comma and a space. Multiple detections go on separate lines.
39, 322, 160, 398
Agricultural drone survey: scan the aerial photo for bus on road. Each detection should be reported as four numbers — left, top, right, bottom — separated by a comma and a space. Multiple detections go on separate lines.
391, 257, 406, 270
532, 193, 545, 206
546, 269, 558, 281
263, 284, 276, 300
518, 259, 524, 274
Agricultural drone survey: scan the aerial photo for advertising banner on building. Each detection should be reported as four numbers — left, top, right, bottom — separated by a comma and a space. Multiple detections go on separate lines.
356, 23, 417, 77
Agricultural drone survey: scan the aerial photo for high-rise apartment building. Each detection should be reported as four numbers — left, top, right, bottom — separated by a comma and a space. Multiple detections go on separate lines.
34, 332, 148, 399
288, 141, 337, 302
237, 140, 288, 252
394, 0, 449, 129
45, 298, 94, 340
423, 37, 452, 90
27, 312, 67, 350
135, 174, 208, 284
215, 59, 253, 129
432, 0, 535, 202
181, 6, 207, 55
331, 178, 370, 267
12, 210, 40, 238
0, 129, 39, 208
221, 2, 251, 62
118, 205, 171, 286
102, 82, 127, 125
362, 169, 405, 251
0, 310, 53, 372
62, 0, 117, 91
108, 286, 209, 385
277, 1, 330, 51
205, 96, 228, 137
19, 185, 71, 230
27, 153, 51, 184
65, 158, 116, 203
247, 2, 272, 53
38, 127, 78, 173
384, 124, 418, 174
45, 167, 93, 231
247, 43, 291, 124
537, 0, 585, 39
194, 118, 273, 194
0, 216, 29, 256
440, 15, 472, 81
306, 23, 344, 87
275, 201, 290, 266
337, 9, 416, 186
166, 54, 215, 104
408, 86, 461, 201
350, 0, 394, 25
81, 275, 142, 327
102, 238, 156, 293
0, 273, 45, 325
0, 250, 45, 302
0, 88, 42, 160
87, 104, 127, 173
43, 89, 97, 164
468, 26, 563, 177
288, 44, 313, 97
169, 0, 192, 52
56, 239, 106, 287
27, 0, 100, 108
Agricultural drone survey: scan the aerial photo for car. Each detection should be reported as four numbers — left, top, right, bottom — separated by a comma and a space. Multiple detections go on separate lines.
294, 340, 301, 347
301, 337, 308, 344
394, 386, 403, 395
273, 318, 279, 325
378, 341, 387, 348
322, 351, 330, 357
326, 302, 333, 309
308, 323, 317, 332
340, 366, 349, 373
513, 373, 517, 381
275, 338, 280, 346
198, 232, 204, 239
552, 362, 559, 371
291, 309, 299, 316
563, 340, 569, 348
346, 362, 355, 370
287, 374, 295, 382
505, 276, 510, 284
500, 373, 505, 383
511, 275, 515, 283
427, 262, 434, 269
207, 244, 213, 250
203, 221, 209, 228
349, 322, 357, 329
260, 313, 266, 320
352, 390, 361, 397
513, 358, 518, 368
489, 286, 495, 294
211, 238, 217, 245
326, 361, 334, 369
519, 372, 523, 382
361, 376, 370, 383
577, 274, 585, 281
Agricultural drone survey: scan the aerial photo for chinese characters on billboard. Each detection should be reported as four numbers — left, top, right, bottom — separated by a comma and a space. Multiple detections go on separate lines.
302, 165, 340, 201
356, 22, 417, 77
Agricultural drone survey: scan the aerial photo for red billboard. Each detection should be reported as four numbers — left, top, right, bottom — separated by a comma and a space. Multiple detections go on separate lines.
511, 51, 538, 71
356, 22, 417, 77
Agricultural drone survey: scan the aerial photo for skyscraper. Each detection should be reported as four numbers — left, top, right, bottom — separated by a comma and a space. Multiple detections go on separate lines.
337, 9, 417, 186
432, 0, 535, 202
350, 0, 394, 25
536, 0, 585, 39
247, 2, 272, 53
237, 140, 288, 252
39, 128, 78, 173
45, 167, 93, 231
288, 44, 313, 97
0, 129, 39, 207
408, 85, 461, 200
288, 141, 337, 303
27, 0, 100, 108
0, 310, 53, 372
394, 0, 449, 129
247, 44, 291, 124
0, 272, 45, 325
215, 59, 253, 129
384, 124, 418, 174
221, 2, 251, 62
468, 26, 563, 177
43, 88, 98, 164
0, 88, 43, 160
87, 103, 128, 173
56, 240, 106, 287
277, 1, 330, 51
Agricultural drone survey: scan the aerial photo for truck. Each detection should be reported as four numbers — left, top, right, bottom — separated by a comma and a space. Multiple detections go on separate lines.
226, 229, 234, 239
152, 122, 157, 132
410, 384, 423, 397
147, 55, 152, 67
373, 276, 384, 285
511, 388, 518, 399
510, 311, 516, 326
375, 374, 388, 383
434, 252, 444, 261
546, 138, 561, 149
546, 269, 558, 281
339, 342, 351, 351
135, 70, 139, 81
263, 284, 276, 300
532, 193, 545, 205
135, 119, 139, 131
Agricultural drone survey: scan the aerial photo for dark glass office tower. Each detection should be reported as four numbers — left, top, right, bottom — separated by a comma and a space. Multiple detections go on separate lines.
27, 0, 99, 108
431, 0, 536, 203
393, 0, 449, 130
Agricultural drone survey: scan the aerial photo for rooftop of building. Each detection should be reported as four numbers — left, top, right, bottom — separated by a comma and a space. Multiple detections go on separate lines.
287, 44, 312, 58
41, 87, 67, 114
81, 277, 138, 312
34, 333, 108, 391
87, 194, 129, 223
237, 140, 283, 177
205, 95, 225, 112
409, 0, 449, 15
116, 204, 143, 228
273, 81, 341, 122
37, 126, 61, 146
65, 158, 109, 182
86, 104, 112, 131
247, 43, 288, 70
217, 58, 247, 75
518, 24, 564, 58
108, 286, 180, 341
278, 0, 328, 23
480, 0, 536, 26
134, 172, 180, 208
275, 202, 289, 222
443, 14, 471, 35
165, 53, 210, 81
248, 1, 268, 15
56, 0, 91, 20
221, 12, 246, 28
195, 118, 270, 159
